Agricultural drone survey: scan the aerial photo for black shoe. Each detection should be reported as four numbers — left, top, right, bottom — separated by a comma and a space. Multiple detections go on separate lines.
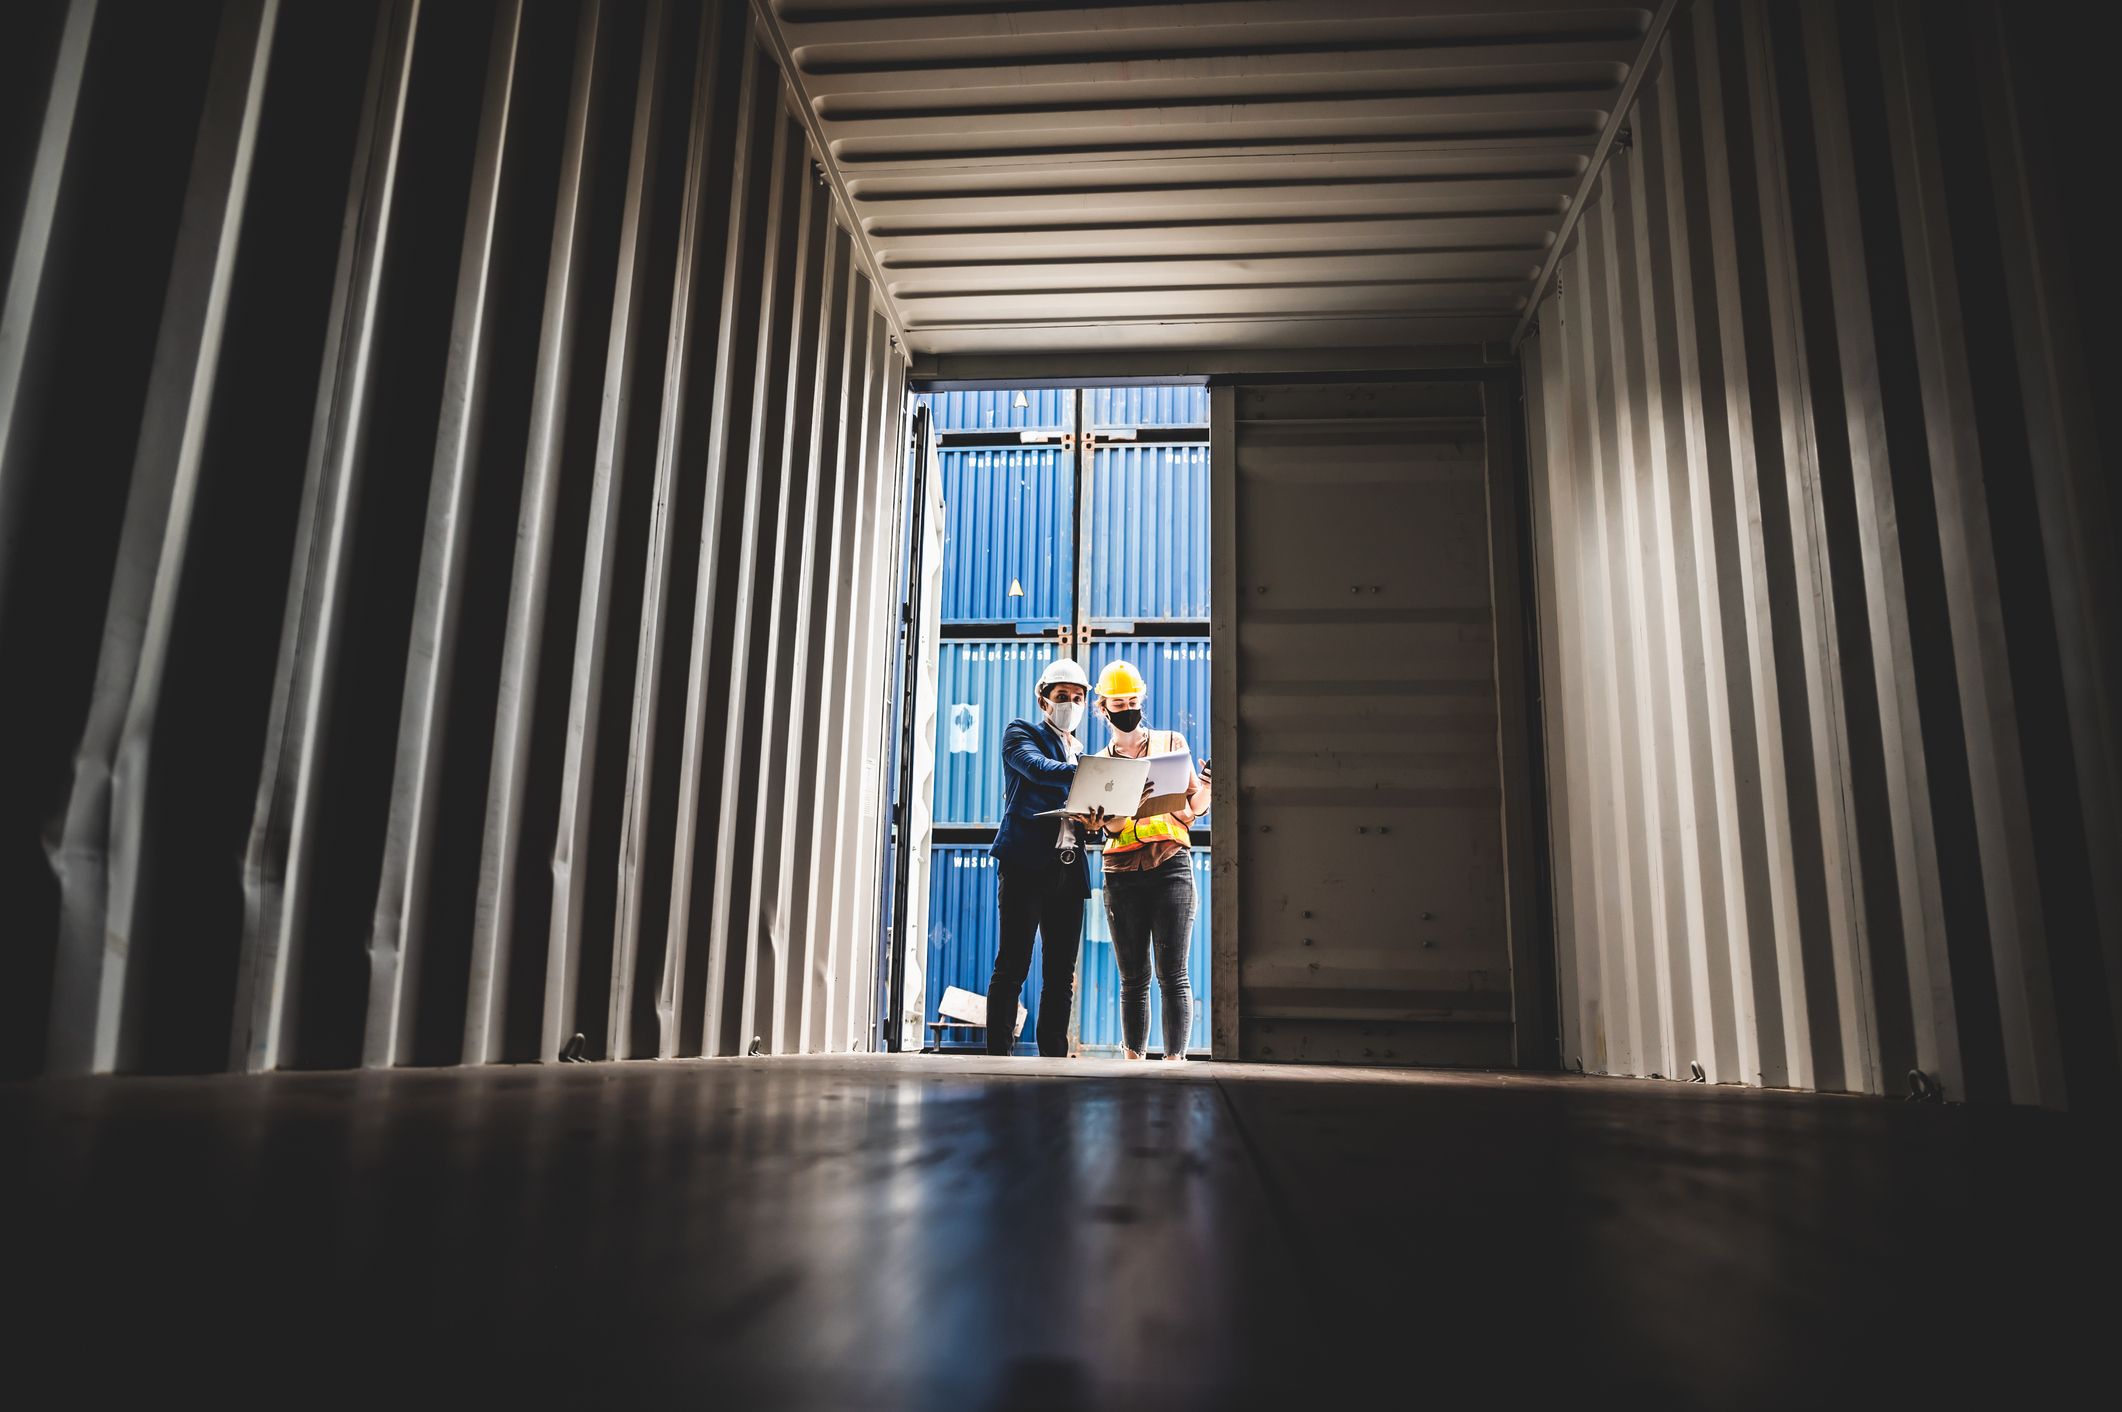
559, 1032, 587, 1063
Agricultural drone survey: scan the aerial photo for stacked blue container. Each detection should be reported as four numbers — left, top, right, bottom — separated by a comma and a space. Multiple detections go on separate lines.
1089, 444, 1211, 622
923, 848, 1042, 1052
915, 386, 1212, 1056
937, 446, 1075, 624
935, 637, 1210, 828
922, 386, 1205, 434
1087, 384, 1209, 429
1084, 637, 1212, 832
933, 640, 1055, 827
923, 387, 1073, 434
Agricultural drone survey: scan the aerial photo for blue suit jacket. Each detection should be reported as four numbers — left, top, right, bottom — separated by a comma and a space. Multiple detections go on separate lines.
989, 718, 1089, 891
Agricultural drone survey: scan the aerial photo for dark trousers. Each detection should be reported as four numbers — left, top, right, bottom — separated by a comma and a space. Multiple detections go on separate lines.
1104, 853, 1197, 1054
987, 860, 1084, 1056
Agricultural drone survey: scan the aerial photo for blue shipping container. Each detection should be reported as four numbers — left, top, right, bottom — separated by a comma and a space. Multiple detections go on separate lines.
921, 388, 1074, 434
1088, 444, 1211, 622
920, 387, 1204, 434
938, 446, 1073, 624
921, 849, 1039, 1053
1085, 636, 1213, 832
934, 637, 1211, 828
934, 639, 1054, 827
1088, 384, 1209, 429
923, 845, 1213, 1055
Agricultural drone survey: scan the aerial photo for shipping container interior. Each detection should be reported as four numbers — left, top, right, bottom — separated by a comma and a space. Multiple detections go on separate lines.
4, 0, 2117, 1404
0, 0, 2108, 1105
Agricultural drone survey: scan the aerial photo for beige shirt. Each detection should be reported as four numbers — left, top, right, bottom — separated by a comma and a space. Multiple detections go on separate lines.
1099, 728, 1209, 871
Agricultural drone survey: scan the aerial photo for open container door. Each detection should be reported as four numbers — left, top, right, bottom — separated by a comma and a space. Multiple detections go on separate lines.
885, 404, 944, 1050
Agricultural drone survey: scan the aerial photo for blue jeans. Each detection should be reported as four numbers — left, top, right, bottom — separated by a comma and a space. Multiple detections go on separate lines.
1103, 854, 1195, 1055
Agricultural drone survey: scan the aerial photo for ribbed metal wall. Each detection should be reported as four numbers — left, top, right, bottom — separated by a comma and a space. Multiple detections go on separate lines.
762, 4, 1661, 357
1083, 637, 1214, 832
1088, 445, 1213, 623
1087, 386, 1209, 431
935, 446, 1073, 625
0, 0, 912, 1077
1522, 0, 2118, 1108
1083, 639, 1214, 745
932, 639, 1057, 827
921, 388, 1072, 435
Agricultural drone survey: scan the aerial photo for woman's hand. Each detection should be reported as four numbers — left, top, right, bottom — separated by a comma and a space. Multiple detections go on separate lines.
1076, 805, 1125, 835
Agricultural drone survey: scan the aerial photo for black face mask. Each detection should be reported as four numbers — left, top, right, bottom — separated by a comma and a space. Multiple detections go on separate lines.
1106, 707, 1143, 733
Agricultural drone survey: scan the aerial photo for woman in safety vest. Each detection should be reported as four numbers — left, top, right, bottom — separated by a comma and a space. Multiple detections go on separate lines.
1090, 660, 1212, 1060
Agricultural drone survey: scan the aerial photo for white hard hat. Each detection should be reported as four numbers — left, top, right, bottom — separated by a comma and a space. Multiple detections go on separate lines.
1036, 657, 1089, 694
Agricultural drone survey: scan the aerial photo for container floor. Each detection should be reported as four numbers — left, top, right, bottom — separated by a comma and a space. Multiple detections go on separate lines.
5, 1055, 2108, 1408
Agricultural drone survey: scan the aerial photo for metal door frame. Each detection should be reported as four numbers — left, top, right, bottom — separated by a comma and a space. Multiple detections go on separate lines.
889, 380, 1218, 1055
878, 404, 935, 1052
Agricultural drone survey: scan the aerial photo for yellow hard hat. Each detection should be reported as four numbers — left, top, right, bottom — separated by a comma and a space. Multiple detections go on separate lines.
1095, 660, 1146, 698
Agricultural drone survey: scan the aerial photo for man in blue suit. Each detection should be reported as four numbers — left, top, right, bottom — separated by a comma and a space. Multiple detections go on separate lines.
986, 657, 1099, 1056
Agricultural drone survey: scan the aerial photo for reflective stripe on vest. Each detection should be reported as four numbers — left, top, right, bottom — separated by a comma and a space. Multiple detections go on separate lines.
1103, 730, 1189, 854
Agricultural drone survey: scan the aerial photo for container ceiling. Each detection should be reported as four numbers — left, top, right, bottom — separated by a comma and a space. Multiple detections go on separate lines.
761, 0, 1661, 357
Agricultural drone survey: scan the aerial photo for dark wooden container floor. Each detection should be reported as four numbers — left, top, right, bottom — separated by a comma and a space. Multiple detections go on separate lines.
6, 1055, 2112, 1408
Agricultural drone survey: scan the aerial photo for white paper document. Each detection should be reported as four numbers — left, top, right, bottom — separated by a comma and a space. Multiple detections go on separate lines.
1137, 750, 1195, 818
1036, 753, 1150, 818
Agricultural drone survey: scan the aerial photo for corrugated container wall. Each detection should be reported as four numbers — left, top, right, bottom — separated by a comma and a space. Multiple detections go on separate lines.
936, 447, 1073, 624
1083, 638, 1213, 831
926, 387, 1202, 436
1088, 386, 1210, 431
925, 388, 1072, 436
0, 0, 912, 1078
1521, 0, 2119, 1109
933, 641, 1056, 827
1089, 446, 1212, 622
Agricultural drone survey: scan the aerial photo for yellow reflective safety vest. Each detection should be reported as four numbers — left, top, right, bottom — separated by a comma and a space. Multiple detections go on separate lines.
1100, 729, 1194, 859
